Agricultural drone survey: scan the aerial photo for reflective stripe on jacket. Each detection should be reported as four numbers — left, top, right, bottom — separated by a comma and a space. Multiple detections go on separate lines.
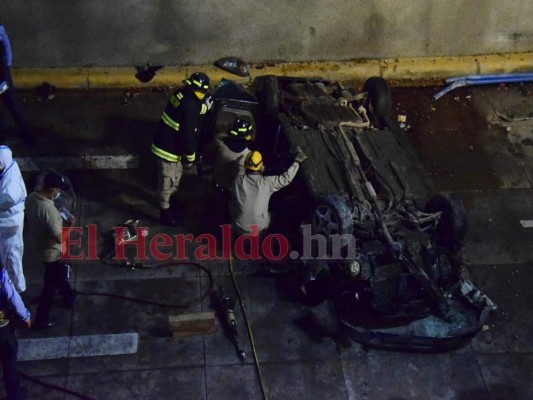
151, 143, 181, 162
151, 87, 207, 163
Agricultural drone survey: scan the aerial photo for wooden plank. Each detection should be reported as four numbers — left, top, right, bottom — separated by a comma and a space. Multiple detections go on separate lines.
172, 323, 219, 338
169, 311, 216, 323
169, 312, 218, 338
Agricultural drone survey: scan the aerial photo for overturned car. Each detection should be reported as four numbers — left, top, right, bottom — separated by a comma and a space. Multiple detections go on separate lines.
207, 75, 496, 352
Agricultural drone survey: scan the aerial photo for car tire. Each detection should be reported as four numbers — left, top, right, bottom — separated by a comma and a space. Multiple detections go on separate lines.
425, 192, 468, 248
312, 195, 353, 238
257, 75, 280, 118
363, 77, 391, 129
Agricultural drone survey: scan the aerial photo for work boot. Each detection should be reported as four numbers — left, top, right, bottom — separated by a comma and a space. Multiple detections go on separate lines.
160, 208, 183, 226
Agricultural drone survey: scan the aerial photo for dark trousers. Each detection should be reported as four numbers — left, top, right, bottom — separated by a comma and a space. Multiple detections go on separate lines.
34, 261, 74, 325
0, 87, 29, 138
0, 42, 29, 139
0, 325, 22, 400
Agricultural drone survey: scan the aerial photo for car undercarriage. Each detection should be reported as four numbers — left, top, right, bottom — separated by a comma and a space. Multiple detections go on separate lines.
207, 75, 497, 352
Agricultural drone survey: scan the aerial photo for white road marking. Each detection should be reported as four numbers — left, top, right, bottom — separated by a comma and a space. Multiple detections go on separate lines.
18, 333, 138, 361
520, 220, 533, 228
15, 155, 139, 171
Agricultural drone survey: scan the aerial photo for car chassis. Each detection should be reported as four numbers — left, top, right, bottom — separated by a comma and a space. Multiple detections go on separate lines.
207, 75, 496, 352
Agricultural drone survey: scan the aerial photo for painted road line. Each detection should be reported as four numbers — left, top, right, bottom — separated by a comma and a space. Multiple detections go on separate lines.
18, 333, 139, 361
520, 220, 533, 228
15, 155, 139, 171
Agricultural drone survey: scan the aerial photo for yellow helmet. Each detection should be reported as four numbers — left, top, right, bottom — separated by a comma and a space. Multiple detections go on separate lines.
244, 150, 263, 171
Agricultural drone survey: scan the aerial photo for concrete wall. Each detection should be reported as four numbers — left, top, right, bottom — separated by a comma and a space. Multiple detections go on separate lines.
2, 0, 532, 68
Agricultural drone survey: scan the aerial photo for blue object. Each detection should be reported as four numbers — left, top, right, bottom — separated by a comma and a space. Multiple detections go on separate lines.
0, 24, 12, 67
434, 72, 533, 100
445, 72, 533, 83
0, 269, 30, 322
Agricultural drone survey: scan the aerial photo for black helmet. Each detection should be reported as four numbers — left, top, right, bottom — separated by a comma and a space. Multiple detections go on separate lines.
229, 118, 253, 141
184, 72, 210, 93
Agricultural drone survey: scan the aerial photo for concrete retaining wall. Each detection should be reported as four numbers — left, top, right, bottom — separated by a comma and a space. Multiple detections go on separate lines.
2, 1, 533, 68
0, 0, 533, 88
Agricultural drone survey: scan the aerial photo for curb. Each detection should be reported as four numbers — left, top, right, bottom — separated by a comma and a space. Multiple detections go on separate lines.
11, 52, 533, 89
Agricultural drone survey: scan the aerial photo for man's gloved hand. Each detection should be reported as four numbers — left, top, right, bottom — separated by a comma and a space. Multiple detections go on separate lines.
205, 94, 214, 111
294, 148, 309, 163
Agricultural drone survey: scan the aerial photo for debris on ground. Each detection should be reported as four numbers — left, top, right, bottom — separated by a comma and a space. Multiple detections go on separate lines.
35, 82, 56, 100
135, 63, 164, 83
152, 86, 171, 95
122, 87, 141, 105
125, 87, 141, 99
397, 114, 411, 130
497, 112, 533, 123
214, 56, 250, 77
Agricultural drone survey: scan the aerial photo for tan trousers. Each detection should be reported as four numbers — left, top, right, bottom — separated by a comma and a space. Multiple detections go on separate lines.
157, 158, 183, 209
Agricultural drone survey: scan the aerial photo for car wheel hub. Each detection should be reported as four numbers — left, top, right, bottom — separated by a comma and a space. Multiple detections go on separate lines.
312, 205, 340, 235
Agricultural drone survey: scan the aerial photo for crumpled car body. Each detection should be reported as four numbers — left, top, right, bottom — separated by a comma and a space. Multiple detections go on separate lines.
207, 75, 496, 352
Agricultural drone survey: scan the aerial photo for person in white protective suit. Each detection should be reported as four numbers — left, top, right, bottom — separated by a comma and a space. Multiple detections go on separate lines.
0, 145, 27, 292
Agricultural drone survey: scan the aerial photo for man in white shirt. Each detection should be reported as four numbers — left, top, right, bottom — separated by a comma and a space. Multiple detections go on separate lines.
229, 149, 309, 236
25, 172, 76, 329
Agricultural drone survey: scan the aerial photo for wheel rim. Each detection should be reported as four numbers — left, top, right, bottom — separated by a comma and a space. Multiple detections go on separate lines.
312, 205, 340, 235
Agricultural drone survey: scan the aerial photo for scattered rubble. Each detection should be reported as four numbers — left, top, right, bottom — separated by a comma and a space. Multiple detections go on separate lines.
135, 64, 164, 83
35, 82, 56, 100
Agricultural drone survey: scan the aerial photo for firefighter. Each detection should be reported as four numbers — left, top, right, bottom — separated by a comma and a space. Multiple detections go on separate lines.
151, 72, 213, 226
229, 149, 309, 236
213, 117, 254, 192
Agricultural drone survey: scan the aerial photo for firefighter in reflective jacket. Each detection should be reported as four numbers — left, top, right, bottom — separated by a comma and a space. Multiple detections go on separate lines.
151, 72, 212, 226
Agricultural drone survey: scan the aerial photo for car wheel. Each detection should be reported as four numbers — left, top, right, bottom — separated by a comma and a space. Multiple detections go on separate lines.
312, 195, 353, 237
425, 192, 468, 248
363, 77, 391, 129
